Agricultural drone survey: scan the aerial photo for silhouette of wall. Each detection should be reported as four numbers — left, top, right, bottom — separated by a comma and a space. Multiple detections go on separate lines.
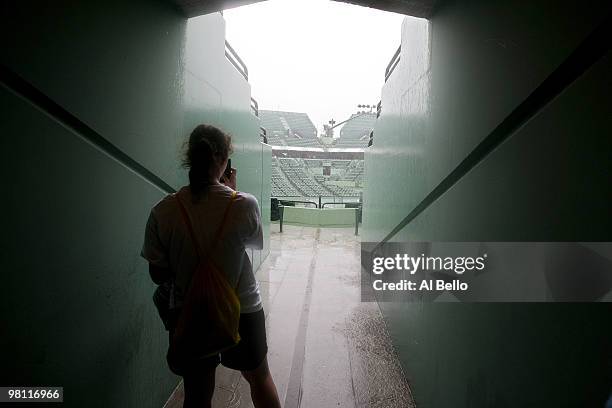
0, 1, 270, 406
363, 1, 612, 406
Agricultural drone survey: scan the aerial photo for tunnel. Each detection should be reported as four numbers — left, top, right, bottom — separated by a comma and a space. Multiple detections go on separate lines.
1, 0, 611, 407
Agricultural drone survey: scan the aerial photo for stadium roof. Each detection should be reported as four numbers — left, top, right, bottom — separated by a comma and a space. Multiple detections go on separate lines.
337, 112, 376, 148
260, 110, 321, 147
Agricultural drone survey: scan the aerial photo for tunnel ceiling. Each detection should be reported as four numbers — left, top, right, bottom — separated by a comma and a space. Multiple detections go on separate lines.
172, 0, 437, 18
334, 0, 437, 17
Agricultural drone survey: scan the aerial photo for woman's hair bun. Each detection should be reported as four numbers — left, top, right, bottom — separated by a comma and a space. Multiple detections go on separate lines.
182, 124, 233, 193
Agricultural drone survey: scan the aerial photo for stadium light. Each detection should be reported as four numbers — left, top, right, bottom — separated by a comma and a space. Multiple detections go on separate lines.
357, 103, 375, 114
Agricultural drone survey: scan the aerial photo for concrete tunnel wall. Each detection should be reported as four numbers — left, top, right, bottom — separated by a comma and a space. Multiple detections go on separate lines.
363, 0, 611, 407
0, 1, 270, 406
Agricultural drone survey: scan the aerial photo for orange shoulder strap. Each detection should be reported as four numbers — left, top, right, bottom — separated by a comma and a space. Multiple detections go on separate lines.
175, 190, 238, 261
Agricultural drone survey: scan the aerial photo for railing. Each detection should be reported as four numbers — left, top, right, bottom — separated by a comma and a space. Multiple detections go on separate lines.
260, 127, 268, 144
278, 200, 319, 208
225, 40, 249, 81
272, 195, 361, 203
251, 97, 259, 117
320, 202, 360, 209
376, 100, 382, 118
385, 45, 401, 82
272, 196, 362, 209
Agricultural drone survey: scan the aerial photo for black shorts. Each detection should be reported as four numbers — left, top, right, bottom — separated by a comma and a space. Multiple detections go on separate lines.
170, 308, 268, 374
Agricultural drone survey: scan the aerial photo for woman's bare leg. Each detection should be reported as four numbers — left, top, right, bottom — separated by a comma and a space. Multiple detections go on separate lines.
182, 366, 216, 408
241, 357, 281, 408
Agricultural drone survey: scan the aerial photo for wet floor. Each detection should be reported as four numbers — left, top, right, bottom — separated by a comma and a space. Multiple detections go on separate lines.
164, 225, 414, 408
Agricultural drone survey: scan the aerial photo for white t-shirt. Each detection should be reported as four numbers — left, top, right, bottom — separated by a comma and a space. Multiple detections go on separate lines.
141, 184, 263, 314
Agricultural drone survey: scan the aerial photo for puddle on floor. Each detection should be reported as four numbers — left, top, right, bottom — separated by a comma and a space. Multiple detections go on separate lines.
341, 305, 415, 408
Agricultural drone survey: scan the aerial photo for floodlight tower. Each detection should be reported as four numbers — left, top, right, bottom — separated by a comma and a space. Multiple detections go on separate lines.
321, 103, 377, 140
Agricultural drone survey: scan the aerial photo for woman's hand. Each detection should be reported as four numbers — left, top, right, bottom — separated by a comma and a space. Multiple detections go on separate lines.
221, 167, 237, 190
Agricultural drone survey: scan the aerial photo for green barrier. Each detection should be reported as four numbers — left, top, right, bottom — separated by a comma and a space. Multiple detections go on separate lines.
279, 206, 359, 235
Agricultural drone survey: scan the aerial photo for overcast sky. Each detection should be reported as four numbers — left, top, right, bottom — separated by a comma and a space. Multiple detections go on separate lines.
224, 0, 405, 134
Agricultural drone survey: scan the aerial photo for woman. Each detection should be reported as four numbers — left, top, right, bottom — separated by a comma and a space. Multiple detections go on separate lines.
141, 125, 281, 408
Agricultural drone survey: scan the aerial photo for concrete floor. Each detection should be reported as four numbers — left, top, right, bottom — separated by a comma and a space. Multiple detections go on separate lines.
165, 225, 414, 408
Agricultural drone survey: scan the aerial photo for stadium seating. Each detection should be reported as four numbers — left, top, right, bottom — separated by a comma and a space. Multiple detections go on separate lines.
260, 110, 369, 198
260, 110, 376, 149
260, 110, 321, 147
336, 112, 376, 148
271, 157, 363, 198
271, 161, 301, 197
277, 158, 330, 196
